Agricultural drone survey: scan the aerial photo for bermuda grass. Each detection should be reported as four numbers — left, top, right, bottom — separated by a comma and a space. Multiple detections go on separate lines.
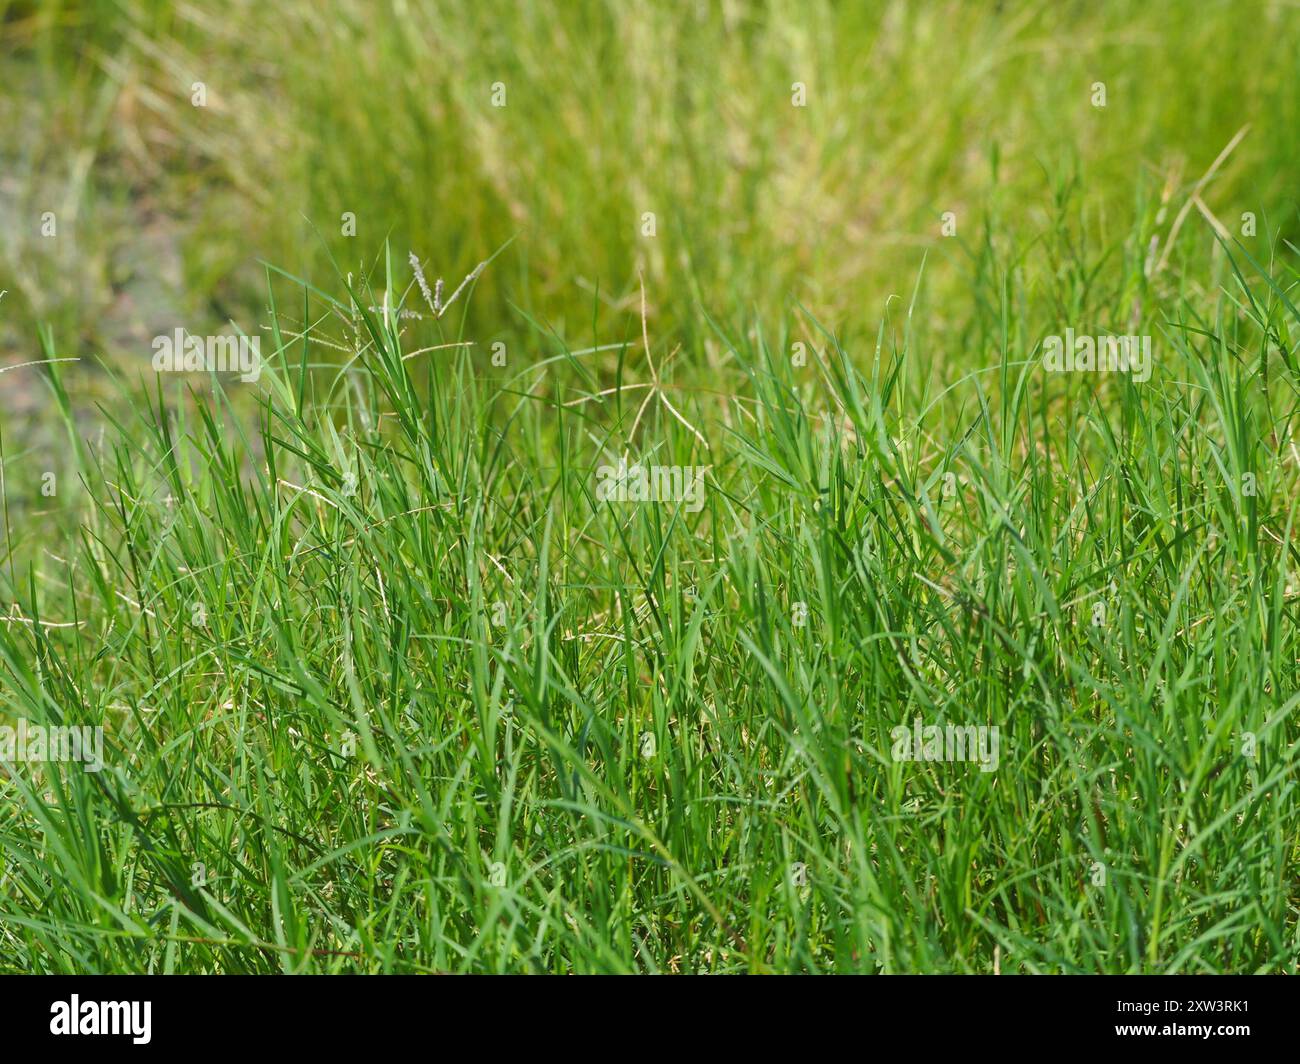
1, 0, 1299, 973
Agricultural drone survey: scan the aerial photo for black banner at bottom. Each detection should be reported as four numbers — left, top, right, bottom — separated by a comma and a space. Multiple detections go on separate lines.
0, 974, 1282, 1051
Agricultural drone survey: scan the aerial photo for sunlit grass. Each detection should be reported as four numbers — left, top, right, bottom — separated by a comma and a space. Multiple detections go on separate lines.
2, 208, 1299, 970
1, 0, 1299, 974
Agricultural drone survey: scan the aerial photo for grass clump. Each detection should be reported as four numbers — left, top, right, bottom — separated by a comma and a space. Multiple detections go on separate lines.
2, 206, 1299, 972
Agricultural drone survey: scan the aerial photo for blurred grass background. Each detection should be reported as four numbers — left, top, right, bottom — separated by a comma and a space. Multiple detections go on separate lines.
2, 0, 1297, 375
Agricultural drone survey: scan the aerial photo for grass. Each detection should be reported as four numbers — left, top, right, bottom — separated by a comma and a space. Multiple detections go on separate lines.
1, 0, 1300, 973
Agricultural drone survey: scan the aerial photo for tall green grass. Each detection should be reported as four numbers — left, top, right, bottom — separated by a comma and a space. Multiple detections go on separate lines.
2, 0, 1299, 974
2, 195, 1298, 970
